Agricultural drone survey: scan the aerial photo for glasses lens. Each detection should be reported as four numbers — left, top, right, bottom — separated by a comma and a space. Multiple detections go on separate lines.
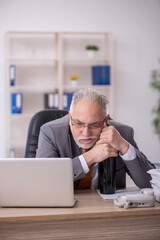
88, 122, 104, 129
71, 116, 105, 129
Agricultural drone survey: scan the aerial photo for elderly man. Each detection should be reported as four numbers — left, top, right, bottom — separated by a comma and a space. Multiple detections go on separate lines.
36, 88, 155, 189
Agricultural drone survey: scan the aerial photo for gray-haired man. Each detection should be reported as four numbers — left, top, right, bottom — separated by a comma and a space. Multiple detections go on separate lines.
36, 88, 155, 189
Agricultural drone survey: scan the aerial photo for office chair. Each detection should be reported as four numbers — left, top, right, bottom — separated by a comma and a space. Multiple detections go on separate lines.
25, 109, 68, 158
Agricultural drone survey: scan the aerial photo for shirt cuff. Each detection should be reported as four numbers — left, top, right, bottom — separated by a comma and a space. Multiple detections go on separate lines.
78, 154, 89, 174
119, 144, 136, 161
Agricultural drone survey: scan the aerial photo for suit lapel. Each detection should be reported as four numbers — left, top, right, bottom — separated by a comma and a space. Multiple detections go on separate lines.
68, 128, 81, 158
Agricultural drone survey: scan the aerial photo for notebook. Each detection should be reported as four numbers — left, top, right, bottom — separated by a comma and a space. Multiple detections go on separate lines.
0, 158, 76, 207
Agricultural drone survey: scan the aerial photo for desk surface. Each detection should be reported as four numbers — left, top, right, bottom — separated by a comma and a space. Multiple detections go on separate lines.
0, 190, 160, 222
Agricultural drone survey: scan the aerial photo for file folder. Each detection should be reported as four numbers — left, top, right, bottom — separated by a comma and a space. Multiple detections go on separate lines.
92, 66, 110, 85
63, 92, 73, 110
10, 65, 16, 86
44, 92, 59, 109
11, 93, 22, 114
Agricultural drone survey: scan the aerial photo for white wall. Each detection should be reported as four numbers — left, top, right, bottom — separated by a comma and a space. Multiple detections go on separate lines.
0, 0, 160, 162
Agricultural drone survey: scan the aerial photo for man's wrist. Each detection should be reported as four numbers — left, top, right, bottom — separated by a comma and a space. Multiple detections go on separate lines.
119, 140, 129, 155
83, 151, 95, 166
119, 143, 136, 161
78, 154, 89, 174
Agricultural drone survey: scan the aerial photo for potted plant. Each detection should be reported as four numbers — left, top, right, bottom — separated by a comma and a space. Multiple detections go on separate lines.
150, 69, 160, 140
85, 45, 99, 58
69, 74, 79, 85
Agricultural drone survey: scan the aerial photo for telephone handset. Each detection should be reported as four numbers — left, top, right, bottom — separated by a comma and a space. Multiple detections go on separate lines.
114, 188, 155, 209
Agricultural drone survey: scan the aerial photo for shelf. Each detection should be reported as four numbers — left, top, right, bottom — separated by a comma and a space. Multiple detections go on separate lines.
10, 113, 33, 119
8, 85, 111, 92
6, 59, 57, 65
63, 58, 111, 66
8, 86, 57, 93
6, 31, 55, 35
63, 85, 111, 91
63, 58, 110, 62
6, 31, 113, 157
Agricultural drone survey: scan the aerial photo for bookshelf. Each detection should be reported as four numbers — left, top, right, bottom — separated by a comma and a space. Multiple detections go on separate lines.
5, 31, 114, 157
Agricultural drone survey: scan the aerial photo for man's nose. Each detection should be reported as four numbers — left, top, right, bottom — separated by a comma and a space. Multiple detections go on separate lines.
81, 126, 91, 136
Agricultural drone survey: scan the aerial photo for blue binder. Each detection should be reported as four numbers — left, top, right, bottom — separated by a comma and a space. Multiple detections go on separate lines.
10, 65, 16, 86
92, 66, 110, 85
11, 93, 22, 114
63, 93, 73, 110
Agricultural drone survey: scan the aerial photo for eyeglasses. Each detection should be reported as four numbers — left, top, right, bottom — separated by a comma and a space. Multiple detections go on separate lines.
70, 116, 107, 129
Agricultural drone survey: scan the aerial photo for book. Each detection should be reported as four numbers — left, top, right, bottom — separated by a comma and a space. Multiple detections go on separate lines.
92, 65, 110, 85
11, 93, 22, 114
44, 92, 59, 109
10, 65, 16, 86
63, 92, 73, 110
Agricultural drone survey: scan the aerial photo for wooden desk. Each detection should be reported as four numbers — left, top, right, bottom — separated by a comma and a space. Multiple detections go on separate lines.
0, 190, 160, 240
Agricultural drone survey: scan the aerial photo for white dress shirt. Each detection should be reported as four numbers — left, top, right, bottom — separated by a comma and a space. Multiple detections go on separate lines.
78, 144, 136, 189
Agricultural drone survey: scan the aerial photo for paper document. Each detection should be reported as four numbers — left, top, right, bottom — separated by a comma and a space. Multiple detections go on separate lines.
97, 188, 140, 200
147, 169, 160, 202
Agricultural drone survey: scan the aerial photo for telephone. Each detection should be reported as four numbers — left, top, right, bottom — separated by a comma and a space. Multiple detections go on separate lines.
114, 188, 155, 209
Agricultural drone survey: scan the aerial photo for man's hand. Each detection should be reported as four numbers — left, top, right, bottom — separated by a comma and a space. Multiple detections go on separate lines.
83, 140, 118, 166
100, 125, 129, 155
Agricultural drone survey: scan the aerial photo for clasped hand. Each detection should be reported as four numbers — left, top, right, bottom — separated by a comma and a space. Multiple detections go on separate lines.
84, 126, 129, 166
99, 125, 128, 153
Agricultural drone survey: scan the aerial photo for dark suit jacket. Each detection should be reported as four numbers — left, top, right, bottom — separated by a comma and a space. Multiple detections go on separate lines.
36, 115, 155, 189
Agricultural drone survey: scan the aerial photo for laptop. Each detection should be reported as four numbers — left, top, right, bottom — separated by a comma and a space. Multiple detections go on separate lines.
0, 158, 76, 207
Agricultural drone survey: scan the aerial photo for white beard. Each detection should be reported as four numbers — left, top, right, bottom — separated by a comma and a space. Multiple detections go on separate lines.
75, 136, 98, 149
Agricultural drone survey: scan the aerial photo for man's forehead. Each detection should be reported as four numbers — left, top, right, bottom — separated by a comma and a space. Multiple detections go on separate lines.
72, 101, 105, 119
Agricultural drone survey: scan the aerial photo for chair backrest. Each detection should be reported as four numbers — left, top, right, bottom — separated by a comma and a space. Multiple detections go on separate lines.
25, 109, 68, 158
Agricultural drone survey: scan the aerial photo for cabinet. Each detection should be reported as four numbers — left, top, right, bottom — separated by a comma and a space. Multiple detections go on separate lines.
5, 31, 113, 157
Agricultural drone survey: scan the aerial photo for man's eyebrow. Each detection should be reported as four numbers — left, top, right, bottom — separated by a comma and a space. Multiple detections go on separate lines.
74, 119, 84, 124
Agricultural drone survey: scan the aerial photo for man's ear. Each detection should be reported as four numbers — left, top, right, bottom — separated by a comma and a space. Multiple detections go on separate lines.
103, 114, 110, 127
105, 114, 110, 125
68, 111, 71, 119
